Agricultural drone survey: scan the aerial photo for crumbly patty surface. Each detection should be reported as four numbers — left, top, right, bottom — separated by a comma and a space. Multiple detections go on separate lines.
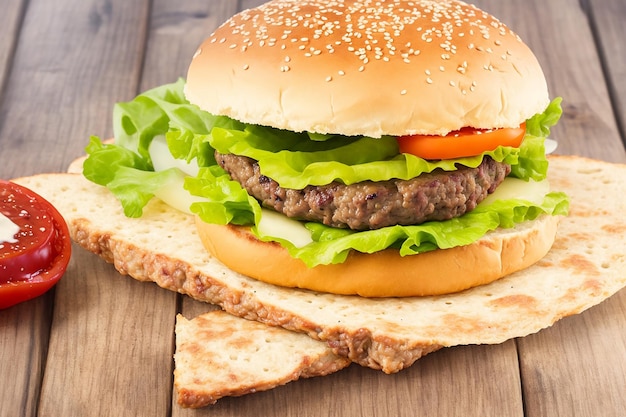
216, 152, 511, 230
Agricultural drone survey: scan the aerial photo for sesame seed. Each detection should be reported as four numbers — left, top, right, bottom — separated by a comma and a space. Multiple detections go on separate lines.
400, 89, 407, 95
243, 64, 249, 70
426, 77, 433, 84
211, 0, 521, 85
325, 75, 333, 82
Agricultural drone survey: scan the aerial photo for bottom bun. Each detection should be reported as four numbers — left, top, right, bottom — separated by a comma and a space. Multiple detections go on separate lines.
195, 214, 561, 297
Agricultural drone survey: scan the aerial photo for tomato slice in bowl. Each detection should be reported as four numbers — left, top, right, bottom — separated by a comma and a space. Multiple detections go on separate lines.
0, 180, 71, 309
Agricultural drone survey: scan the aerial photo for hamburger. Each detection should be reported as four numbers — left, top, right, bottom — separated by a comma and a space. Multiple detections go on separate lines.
82, 0, 568, 297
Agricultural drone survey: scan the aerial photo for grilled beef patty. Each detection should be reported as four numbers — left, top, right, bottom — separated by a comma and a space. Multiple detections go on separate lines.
216, 151, 511, 230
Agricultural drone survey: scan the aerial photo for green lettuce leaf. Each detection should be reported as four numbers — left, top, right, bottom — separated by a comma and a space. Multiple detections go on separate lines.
185, 166, 260, 226
173, 98, 563, 188
83, 136, 182, 217
112, 78, 243, 163
526, 97, 563, 137
305, 191, 569, 266
206, 126, 547, 188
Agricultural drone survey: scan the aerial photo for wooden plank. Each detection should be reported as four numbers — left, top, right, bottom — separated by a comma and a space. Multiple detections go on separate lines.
588, 0, 626, 143
140, 0, 241, 91
0, 3, 52, 417
0, 0, 149, 178
240, 0, 268, 11
0, 0, 26, 94
38, 253, 177, 417
0, 0, 175, 416
0, 291, 53, 417
517, 292, 626, 417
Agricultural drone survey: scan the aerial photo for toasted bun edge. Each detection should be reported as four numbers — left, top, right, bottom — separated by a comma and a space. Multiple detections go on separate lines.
195, 214, 561, 297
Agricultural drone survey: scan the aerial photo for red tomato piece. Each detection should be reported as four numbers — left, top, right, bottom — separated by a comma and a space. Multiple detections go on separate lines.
397, 123, 526, 160
0, 180, 71, 309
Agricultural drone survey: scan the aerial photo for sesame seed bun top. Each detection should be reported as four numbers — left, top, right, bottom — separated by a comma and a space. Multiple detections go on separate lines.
185, 0, 549, 137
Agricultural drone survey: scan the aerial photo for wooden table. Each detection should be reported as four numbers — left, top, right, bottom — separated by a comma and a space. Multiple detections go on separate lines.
1, 1, 625, 416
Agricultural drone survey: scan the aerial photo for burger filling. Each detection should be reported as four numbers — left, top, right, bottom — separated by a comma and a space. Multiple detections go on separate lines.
83, 79, 569, 268
217, 151, 510, 230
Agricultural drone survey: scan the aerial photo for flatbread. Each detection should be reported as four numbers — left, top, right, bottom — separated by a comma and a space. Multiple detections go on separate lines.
13, 155, 626, 373
174, 311, 349, 407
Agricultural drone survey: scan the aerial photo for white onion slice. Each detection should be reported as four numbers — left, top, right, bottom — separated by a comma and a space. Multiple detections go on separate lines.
257, 209, 313, 248
149, 135, 200, 177
481, 177, 550, 207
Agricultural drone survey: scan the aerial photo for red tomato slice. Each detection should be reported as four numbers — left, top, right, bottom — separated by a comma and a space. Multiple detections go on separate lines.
0, 180, 71, 309
397, 123, 526, 160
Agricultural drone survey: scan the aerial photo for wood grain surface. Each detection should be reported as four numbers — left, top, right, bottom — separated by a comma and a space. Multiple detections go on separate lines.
0, 1, 624, 416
